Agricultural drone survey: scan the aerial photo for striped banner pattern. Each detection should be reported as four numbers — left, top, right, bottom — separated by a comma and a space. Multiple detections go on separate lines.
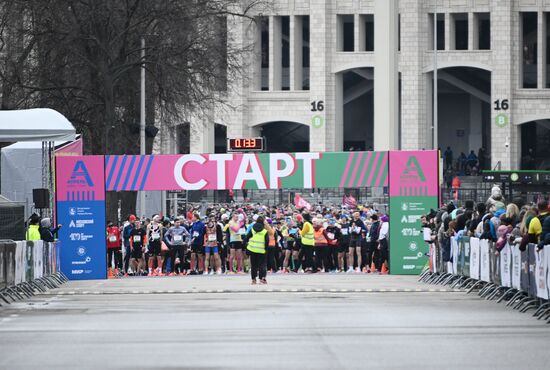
399, 186, 430, 196
105, 155, 154, 191
66, 191, 96, 201
339, 151, 388, 188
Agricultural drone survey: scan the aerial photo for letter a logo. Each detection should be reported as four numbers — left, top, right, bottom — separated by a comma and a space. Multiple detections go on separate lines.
401, 156, 426, 182
68, 161, 94, 187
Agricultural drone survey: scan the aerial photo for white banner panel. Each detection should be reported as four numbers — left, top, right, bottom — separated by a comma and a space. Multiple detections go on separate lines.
470, 238, 480, 280
480, 239, 491, 282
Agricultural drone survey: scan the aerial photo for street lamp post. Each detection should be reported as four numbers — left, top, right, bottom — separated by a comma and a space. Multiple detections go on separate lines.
433, 2, 438, 150
139, 37, 146, 218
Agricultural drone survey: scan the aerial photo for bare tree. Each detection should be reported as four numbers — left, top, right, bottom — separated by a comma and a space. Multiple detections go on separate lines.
0, 0, 268, 218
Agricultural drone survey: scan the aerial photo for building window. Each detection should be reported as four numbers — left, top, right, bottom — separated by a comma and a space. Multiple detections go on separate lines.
452, 13, 468, 50
338, 15, 355, 52
281, 16, 290, 90
359, 14, 374, 52
302, 16, 310, 90
476, 13, 490, 50
259, 17, 269, 91
522, 12, 538, 89
429, 13, 445, 50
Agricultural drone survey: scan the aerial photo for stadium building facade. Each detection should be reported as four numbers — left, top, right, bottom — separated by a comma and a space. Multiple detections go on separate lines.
157, 0, 550, 171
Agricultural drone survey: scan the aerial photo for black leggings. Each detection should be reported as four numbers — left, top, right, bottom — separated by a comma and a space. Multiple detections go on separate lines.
267, 247, 278, 271
169, 245, 187, 273
301, 246, 314, 270
123, 244, 131, 273
365, 242, 377, 269
107, 248, 123, 270
376, 239, 389, 271
250, 252, 267, 280
314, 245, 329, 271
328, 247, 338, 270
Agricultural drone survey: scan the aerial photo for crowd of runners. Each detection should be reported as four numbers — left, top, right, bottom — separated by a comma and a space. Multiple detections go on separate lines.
106, 203, 391, 283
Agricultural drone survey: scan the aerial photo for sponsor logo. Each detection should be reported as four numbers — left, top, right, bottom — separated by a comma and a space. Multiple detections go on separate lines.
68, 219, 94, 229
67, 160, 94, 187
69, 233, 94, 241
69, 208, 76, 216
400, 156, 426, 183
403, 265, 415, 270
400, 215, 421, 224
71, 270, 84, 274
401, 203, 408, 211
401, 228, 421, 237
408, 242, 418, 252
77, 246, 86, 256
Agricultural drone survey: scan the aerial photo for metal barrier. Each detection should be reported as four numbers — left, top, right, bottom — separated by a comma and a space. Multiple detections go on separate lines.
419, 237, 550, 322
0, 240, 66, 306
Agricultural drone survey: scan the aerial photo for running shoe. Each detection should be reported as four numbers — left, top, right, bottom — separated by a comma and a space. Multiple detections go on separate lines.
251, 279, 257, 285
346, 267, 354, 273
362, 267, 368, 273
216, 269, 222, 275
260, 278, 267, 285
168, 272, 176, 277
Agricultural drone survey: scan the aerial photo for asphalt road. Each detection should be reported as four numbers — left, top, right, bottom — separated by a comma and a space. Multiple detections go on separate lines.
1, 274, 549, 370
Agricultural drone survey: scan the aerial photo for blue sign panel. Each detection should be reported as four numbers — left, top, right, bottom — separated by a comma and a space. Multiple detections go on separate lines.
56, 156, 106, 280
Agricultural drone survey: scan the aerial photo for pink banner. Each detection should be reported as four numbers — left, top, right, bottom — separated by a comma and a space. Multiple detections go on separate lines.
55, 138, 83, 157
56, 156, 105, 201
389, 151, 439, 197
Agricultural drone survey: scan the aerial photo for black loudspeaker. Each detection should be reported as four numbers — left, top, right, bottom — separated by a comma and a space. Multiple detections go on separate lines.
33, 188, 50, 209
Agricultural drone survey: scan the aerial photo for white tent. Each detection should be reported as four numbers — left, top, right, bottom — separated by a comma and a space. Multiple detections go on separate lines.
0, 108, 76, 142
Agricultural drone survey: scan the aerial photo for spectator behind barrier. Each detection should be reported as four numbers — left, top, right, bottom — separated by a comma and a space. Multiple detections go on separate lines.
26, 213, 41, 241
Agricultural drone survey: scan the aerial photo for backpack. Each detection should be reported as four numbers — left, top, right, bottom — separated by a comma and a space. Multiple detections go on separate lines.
480, 215, 496, 242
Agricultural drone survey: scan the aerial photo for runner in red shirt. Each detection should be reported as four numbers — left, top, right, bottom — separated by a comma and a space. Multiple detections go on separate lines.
106, 221, 122, 276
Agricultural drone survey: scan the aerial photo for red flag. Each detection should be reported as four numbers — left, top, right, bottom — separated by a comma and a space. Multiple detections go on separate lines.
294, 193, 311, 211
342, 194, 357, 208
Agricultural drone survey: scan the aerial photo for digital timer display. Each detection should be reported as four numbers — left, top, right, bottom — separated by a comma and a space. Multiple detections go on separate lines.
227, 138, 264, 152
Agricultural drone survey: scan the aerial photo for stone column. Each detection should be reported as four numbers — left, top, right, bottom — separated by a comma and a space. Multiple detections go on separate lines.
309, 0, 336, 152
490, 0, 519, 170
270, 16, 282, 91
400, 0, 429, 150
374, 0, 399, 151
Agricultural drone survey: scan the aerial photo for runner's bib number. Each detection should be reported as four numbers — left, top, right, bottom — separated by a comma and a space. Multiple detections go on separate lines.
108, 235, 117, 242
151, 232, 160, 240
327, 232, 335, 240
341, 229, 348, 235
133, 235, 141, 243
173, 235, 183, 242
207, 234, 217, 242
193, 231, 199, 237
239, 228, 246, 234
